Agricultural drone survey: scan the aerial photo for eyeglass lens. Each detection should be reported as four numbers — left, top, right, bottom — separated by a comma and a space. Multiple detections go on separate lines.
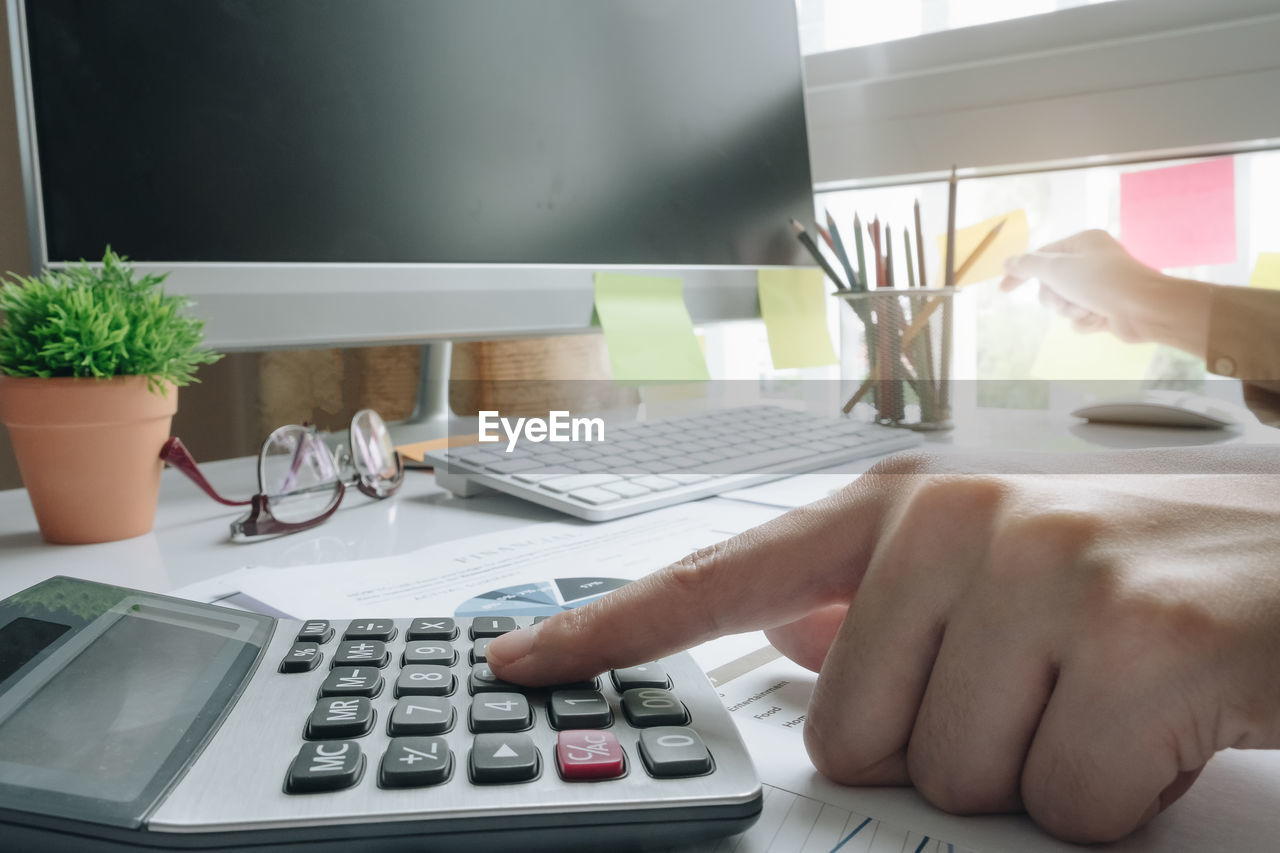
350, 410, 399, 490
259, 425, 343, 523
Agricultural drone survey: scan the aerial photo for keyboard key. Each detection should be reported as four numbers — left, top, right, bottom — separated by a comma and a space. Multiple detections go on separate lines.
320, 667, 383, 698
469, 664, 522, 694
470, 638, 493, 664
667, 473, 712, 485
548, 690, 613, 729
621, 688, 688, 727
485, 458, 544, 475
395, 665, 456, 697
389, 696, 455, 736
470, 734, 540, 784
296, 619, 334, 644
407, 618, 457, 640
470, 616, 517, 639
631, 475, 679, 492
403, 641, 456, 666
287, 741, 365, 793
601, 480, 652, 498
556, 730, 626, 781
379, 737, 453, 788
343, 619, 397, 641
568, 487, 624, 505
611, 662, 670, 691
332, 640, 389, 668
470, 692, 533, 733
279, 642, 323, 673
638, 727, 713, 778
305, 697, 375, 739
539, 473, 622, 494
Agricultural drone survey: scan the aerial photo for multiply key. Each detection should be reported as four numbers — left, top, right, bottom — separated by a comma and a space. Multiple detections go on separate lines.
407, 618, 457, 641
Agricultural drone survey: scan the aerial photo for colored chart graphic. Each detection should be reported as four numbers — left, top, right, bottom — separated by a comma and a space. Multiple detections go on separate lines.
454, 577, 631, 619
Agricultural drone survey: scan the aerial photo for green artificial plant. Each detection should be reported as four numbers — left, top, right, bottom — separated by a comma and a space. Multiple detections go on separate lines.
0, 248, 221, 391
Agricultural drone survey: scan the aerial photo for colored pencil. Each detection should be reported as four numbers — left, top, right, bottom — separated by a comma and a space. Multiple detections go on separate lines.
952, 218, 1007, 286
913, 200, 927, 290
852, 214, 868, 292
826, 210, 860, 293
790, 218, 848, 290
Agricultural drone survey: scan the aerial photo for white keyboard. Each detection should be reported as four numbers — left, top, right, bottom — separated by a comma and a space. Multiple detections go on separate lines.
428, 406, 923, 521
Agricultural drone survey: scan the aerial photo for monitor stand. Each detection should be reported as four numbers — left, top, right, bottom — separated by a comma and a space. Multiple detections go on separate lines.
389, 341, 457, 443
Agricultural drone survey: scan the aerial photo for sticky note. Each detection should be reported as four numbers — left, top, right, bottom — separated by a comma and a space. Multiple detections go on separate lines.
756, 269, 838, 370
1031, 317, 1156, 384
935, 209, 1030, 288
592, 273, 709, 382
1249, 253, 1280, 290
1120, 158, 1236, 270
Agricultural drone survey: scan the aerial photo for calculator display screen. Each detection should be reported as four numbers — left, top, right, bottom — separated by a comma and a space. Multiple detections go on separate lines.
0, 579, 273, 829
0, 611, 234, 802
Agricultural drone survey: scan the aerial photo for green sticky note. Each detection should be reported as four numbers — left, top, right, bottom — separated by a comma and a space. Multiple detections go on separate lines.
593, 273, 709, 382
757, 268, 838, 369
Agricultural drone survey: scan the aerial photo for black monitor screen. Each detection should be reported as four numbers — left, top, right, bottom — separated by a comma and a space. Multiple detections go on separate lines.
24, 0, 813, 266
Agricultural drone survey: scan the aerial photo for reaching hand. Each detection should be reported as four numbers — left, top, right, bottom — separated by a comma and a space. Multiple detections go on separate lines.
1000, 229, 1211, 358
488, 447, 1280, 843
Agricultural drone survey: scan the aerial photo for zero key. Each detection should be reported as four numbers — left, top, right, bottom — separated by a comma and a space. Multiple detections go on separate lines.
638, 727, 712, 778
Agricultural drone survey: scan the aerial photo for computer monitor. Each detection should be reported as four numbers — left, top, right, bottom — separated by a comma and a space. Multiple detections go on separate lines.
9, 0, 814, 353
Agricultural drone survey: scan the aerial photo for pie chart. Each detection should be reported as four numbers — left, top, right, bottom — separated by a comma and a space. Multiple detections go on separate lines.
454, 577, 631, 619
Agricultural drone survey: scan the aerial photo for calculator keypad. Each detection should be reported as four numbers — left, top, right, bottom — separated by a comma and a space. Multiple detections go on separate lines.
280, 617, 715, 795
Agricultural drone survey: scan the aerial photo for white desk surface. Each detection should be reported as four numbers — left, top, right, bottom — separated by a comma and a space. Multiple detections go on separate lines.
1, 406, 1275, 600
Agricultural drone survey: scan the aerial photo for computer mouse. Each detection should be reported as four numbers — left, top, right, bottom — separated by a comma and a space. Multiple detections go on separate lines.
1070, 390, 1241, 429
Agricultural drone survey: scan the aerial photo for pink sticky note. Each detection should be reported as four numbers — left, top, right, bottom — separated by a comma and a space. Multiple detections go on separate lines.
1120, 158, 1236, 270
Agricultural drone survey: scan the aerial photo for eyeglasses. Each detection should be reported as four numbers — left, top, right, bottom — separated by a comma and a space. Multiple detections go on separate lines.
161, 409, 404, 537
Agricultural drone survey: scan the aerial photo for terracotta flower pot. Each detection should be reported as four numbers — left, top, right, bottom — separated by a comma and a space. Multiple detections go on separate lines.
0, 375, 177, 544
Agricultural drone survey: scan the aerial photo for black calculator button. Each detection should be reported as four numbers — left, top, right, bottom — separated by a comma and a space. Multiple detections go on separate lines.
286, 741, 365, 793
332, 640, 389, 668
470, 733, 540, 784
394, 665, 456, 698
305, 697, 375, 739
468, 664, 522, 694
548, 690, 613, 729
379, 737, 453, 788
469, 616, 517, 639
296, 620, 334, 644
388, 697, 455, 736
470, 693, 533, 733
320, 667, 383, 698
402, 642, 456, 666
407, 618, 457, 641
469, 638, 494, 664
611, 663, 670, 691
343, 619, 397, 641
621, 688, 688, 727
637, 727, 713, 778
548, 677, 601, 692
279, 642, 323, 673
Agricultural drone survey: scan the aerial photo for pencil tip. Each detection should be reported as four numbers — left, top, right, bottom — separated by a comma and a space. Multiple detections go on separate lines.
790, 218, 805, 234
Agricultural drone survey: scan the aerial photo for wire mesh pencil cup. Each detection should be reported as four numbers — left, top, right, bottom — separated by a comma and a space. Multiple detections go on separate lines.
836, 288, 957, 431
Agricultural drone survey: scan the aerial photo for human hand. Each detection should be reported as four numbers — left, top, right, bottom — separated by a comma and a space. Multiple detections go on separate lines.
1000, 229, 1211, 358
488, 447, 1280, 843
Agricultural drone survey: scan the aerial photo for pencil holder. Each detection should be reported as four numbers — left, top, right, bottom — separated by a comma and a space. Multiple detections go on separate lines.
836, 288, 957, 431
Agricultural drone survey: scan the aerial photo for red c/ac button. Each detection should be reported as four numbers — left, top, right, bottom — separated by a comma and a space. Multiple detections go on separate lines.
555, 730, 626, 781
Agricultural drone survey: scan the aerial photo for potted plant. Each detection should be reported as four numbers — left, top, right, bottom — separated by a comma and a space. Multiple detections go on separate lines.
0, 249, 221, 544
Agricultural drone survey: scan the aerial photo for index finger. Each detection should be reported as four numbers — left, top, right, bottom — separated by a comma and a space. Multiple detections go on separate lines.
487, 468, 911, 686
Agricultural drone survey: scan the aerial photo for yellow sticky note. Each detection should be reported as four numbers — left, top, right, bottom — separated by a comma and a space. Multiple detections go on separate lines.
757, 269, 838, 369
1249, 253, 1280, 290
593, 273, 710, 382
1031, 317, 1156, 384
936, 209, 1031, 288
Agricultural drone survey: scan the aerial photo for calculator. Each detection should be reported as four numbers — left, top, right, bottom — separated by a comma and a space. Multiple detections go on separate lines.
0, 577, 762, 851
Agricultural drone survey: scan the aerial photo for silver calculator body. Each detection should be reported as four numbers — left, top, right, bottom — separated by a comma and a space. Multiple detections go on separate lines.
0, 577, 762, 851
